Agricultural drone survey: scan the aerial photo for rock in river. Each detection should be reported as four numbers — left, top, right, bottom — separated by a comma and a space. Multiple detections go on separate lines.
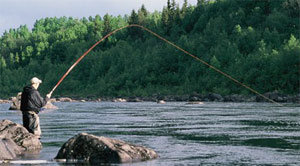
0, 120, 42, 160
55, 133, 158, 164
9, 92, 22, 110
0, 120, 42, 150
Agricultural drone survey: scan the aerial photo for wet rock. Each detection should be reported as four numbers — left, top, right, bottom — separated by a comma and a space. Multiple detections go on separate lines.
55, 133, 158, 164
113, 98, 127, 102
173, 95, 189, 101
140, 96, 155, 102
256, 91, 288, 102
246, 96, 256, 102
9, 98, 19, 110
204, 93, 224, 102
286, 94, 300, 103
127, 97, 143, 102
57, 97, 73, 102
0, 99, 10, 104
9, 92, 22, 110
0, 120, 42, 150
0, 137, 22, 160
224, 95, 247, 102
157, 100, 166, 104
43, 101, 58, 109
188, 96, 202, 102
188, 93, 203, 102
50, 98, 57, 103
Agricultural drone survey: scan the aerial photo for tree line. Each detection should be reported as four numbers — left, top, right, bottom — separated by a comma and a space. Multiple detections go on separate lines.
0, 0, 299, 99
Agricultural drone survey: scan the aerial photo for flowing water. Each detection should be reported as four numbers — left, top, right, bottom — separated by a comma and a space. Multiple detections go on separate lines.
0, 102, 299, 165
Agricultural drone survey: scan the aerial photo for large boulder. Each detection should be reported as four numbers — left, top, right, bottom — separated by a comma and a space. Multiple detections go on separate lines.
55, 133, 158, 164
0, 120, 42, 151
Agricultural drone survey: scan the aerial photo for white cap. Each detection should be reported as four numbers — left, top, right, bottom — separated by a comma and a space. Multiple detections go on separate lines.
31, 77, 42, 84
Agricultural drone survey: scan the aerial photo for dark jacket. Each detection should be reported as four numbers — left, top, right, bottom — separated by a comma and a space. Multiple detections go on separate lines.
20, 85, 49, 114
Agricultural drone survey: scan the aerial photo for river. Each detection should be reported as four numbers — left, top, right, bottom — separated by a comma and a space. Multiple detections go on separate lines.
0, 102, 299, 165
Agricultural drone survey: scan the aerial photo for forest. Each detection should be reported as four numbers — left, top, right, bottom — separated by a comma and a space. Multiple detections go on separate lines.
0, 0, 299, 99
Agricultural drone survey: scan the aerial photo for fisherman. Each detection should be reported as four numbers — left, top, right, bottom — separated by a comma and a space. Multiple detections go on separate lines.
20, 77, 51, 138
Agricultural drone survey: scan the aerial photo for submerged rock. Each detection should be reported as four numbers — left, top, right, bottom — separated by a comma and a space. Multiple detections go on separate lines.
0, 120, 42, 160
55, 133, 158, 164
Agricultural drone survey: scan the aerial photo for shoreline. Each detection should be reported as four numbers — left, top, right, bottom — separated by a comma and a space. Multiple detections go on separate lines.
1, 92, 298, 104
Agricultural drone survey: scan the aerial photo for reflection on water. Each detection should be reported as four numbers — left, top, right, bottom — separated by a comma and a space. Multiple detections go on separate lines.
0, 102, 299, 165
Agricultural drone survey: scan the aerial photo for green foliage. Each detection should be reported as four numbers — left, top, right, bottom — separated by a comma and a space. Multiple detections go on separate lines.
0, 0, 299, 99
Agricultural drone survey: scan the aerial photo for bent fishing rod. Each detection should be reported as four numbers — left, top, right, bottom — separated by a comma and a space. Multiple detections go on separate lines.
49, 24, 283, 106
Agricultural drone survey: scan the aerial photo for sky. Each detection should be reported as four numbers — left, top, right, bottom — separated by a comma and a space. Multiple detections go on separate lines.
0, 0, 198, 36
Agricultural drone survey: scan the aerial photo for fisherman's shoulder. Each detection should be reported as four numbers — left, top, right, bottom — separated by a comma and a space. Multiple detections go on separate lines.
23, 85, 37, 94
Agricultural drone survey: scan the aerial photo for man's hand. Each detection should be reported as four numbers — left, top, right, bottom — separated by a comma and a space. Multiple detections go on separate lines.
46, 93, 51, 99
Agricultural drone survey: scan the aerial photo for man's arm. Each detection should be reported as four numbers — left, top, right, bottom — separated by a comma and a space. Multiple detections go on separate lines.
32, 91, 50, 109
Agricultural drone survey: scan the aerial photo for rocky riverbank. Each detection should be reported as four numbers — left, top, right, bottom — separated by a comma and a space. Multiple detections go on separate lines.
51, 91, 300, 103
1, 91, 299, 105
0, 99, 10, 104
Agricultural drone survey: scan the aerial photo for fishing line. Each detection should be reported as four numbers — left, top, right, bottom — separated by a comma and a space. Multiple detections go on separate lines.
49, 24, 283, 106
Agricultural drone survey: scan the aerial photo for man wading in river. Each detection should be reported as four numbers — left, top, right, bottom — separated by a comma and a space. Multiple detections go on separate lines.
20, 77, 51, 138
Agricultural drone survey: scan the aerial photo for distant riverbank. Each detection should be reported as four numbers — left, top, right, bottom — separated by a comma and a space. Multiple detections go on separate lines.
1, 91, 299, 104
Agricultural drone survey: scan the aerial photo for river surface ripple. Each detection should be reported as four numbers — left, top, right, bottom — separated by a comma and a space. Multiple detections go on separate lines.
1, 102, 299, 166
